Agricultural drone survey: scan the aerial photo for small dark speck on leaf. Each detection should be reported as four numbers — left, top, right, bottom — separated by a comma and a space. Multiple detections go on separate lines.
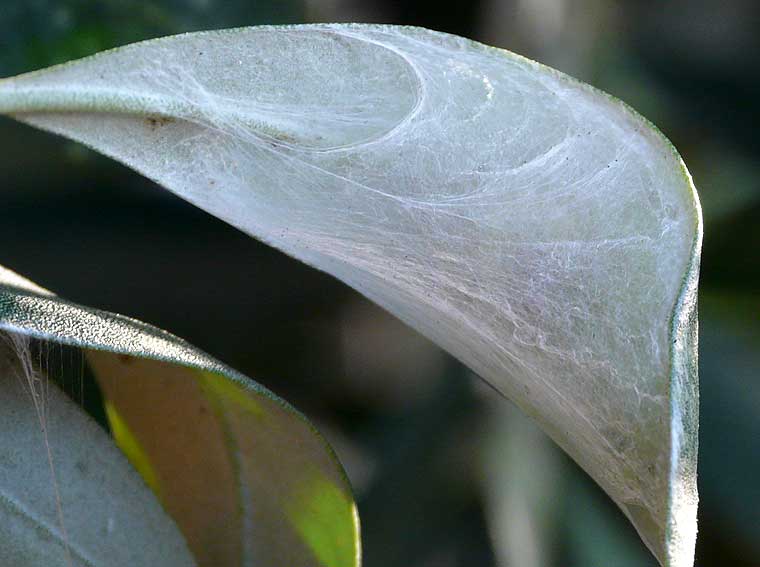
117, 354, 134, 365
146, 116, 175, 130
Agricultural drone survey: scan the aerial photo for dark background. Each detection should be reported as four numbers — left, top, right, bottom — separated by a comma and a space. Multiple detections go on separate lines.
1, 1, 758, 566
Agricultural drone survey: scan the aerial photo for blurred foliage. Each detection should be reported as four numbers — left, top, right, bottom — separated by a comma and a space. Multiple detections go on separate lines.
0, 0, 305, 75
0, 1, 758, 566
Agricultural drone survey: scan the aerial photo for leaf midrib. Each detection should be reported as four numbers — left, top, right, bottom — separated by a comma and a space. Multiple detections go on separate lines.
0, 487, 98, 567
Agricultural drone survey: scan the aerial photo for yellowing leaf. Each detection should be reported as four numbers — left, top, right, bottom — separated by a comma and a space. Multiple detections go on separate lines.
0, 266, 360, 567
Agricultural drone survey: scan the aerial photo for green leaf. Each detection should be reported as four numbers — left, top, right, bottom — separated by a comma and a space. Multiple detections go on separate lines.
0, 24, 701, 566
697, 293, 760, 554
0, 333, 196, 566
0, 266, 360, 567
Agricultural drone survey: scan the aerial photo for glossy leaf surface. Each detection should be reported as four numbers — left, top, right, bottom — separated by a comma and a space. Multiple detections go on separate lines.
0, 267, 359, 567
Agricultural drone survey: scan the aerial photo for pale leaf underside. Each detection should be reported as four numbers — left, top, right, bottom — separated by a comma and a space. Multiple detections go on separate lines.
0, 333, 196, 567
0, 24, 702, 566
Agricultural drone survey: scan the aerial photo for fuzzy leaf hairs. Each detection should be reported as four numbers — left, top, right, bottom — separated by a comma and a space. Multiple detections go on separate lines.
0, 25, 701, 566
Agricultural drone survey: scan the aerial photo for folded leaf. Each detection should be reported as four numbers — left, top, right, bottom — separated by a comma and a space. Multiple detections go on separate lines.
0, 333, 195, 567
0, 266, 360, 567
0, 24, 702, 566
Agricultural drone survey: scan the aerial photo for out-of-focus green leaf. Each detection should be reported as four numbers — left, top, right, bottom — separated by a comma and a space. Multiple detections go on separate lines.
688, 145, 760, 226
0, 25, 701, 566
0, 266, 360, 567
483, 405, 657, 567
698, 292, 760, 554
564, 469, 658, 567
483, 405, 564, 567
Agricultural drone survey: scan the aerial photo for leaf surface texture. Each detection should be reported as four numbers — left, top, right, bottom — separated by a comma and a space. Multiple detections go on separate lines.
0, 267, 359, 567
0, 25, 702, 566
